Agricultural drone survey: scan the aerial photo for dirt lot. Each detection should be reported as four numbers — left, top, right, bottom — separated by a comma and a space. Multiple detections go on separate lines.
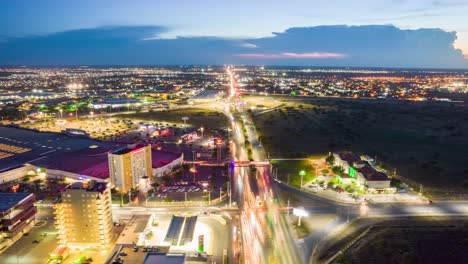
336, 218, 468, 264
252, 97, 468, 192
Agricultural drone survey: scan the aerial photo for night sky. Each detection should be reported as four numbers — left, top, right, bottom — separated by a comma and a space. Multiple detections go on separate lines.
1, 0, 467, 68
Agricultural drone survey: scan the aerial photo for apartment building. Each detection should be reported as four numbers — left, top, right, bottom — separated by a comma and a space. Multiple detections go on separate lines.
0, 193, 37, 252
54, 182, 113, 249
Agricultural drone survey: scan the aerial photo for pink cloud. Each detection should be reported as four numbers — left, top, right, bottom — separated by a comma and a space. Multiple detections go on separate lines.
236, 52, 348, 59
464, 54, 468, 59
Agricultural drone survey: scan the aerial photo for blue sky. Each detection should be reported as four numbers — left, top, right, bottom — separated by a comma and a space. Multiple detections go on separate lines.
1, 0, 468, 67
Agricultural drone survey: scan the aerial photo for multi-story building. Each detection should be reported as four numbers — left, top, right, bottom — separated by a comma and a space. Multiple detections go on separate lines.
0, 193, 37, 252
108, 144, 152, 191
54, 181, 113, 249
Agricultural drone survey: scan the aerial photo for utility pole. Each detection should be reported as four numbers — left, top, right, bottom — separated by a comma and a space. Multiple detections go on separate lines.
185, 192, 187, 203
217, 145, 221, 163
227, 167, 232, 207
287, 199, 290, 215
228, 181, 232, 207
192, 151, 196, 182
220, 187, 222, 200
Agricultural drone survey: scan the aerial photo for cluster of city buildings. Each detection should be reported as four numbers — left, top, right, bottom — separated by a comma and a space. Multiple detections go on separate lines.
237, 66, 468, 100
332, 151, 391, 190
0, 66, 229, 121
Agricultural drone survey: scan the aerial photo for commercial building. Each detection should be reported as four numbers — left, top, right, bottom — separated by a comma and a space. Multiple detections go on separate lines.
54, 181, 113, 249
0, 126, 124, 184
90, 98, 143, 109
108, 144, 152, 192
333, 151, 391, 190
152, 150, 184, 178
0, 193, 37, 252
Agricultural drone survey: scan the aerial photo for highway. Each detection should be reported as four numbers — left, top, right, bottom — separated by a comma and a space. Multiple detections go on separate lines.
227, 66, 302, 264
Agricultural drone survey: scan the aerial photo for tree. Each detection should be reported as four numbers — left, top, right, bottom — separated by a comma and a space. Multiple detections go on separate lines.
182, 164, 190, 171
332, 166, 344, 175
390, 179, 402, 189
325, 155, 335, 165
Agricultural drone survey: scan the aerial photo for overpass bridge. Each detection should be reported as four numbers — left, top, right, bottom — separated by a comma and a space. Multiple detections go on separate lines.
231, 160, 271, 167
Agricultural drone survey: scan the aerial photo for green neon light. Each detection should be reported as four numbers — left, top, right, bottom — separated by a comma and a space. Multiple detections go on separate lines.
349, 167, 356, 178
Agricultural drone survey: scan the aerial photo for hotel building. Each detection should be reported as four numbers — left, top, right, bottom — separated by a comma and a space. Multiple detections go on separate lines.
108, 144, 152, 191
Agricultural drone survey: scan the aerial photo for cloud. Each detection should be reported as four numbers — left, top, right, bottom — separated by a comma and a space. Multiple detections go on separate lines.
465, 54, 468, 59
0, 25, 466, 68
236, 52, 347, 59
239, 42, 258, 48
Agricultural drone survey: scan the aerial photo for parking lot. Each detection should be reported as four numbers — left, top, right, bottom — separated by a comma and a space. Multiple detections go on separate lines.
0, 220, 58, 264
148, 182, 218, 202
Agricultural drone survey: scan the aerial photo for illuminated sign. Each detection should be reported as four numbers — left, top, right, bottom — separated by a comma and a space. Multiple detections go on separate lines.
349, 167, 356, 178
214, 138, 223, 146
292, 207, 309, 217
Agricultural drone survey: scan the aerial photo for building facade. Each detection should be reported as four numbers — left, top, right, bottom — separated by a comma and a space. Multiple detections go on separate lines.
0, 193, 37, 252
54, 182, 113, 249
108, 144, 152, 191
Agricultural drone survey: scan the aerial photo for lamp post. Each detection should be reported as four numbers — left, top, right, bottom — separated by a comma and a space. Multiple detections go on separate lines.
59, 109, 63, 119
75, 105, 79, 120
182, 116, 189, 127
200, 126, 204, 138
299, 170, 306, 188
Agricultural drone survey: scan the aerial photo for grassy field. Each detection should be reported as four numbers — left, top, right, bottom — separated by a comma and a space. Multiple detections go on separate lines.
241, 95, 283, 108
252, 96, 468, 192
270, 160, 317, 188
337, 223, 468, 264
117, 108, 229, 129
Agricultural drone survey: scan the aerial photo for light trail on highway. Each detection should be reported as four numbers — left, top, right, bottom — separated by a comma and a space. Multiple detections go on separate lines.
226, 66, 302, 264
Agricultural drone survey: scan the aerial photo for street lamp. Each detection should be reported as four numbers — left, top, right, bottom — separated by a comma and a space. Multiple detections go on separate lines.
59, 109, 63, 119
299, 170, 306, 188
200, 126, 204, 138
182, 116, 189, 127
